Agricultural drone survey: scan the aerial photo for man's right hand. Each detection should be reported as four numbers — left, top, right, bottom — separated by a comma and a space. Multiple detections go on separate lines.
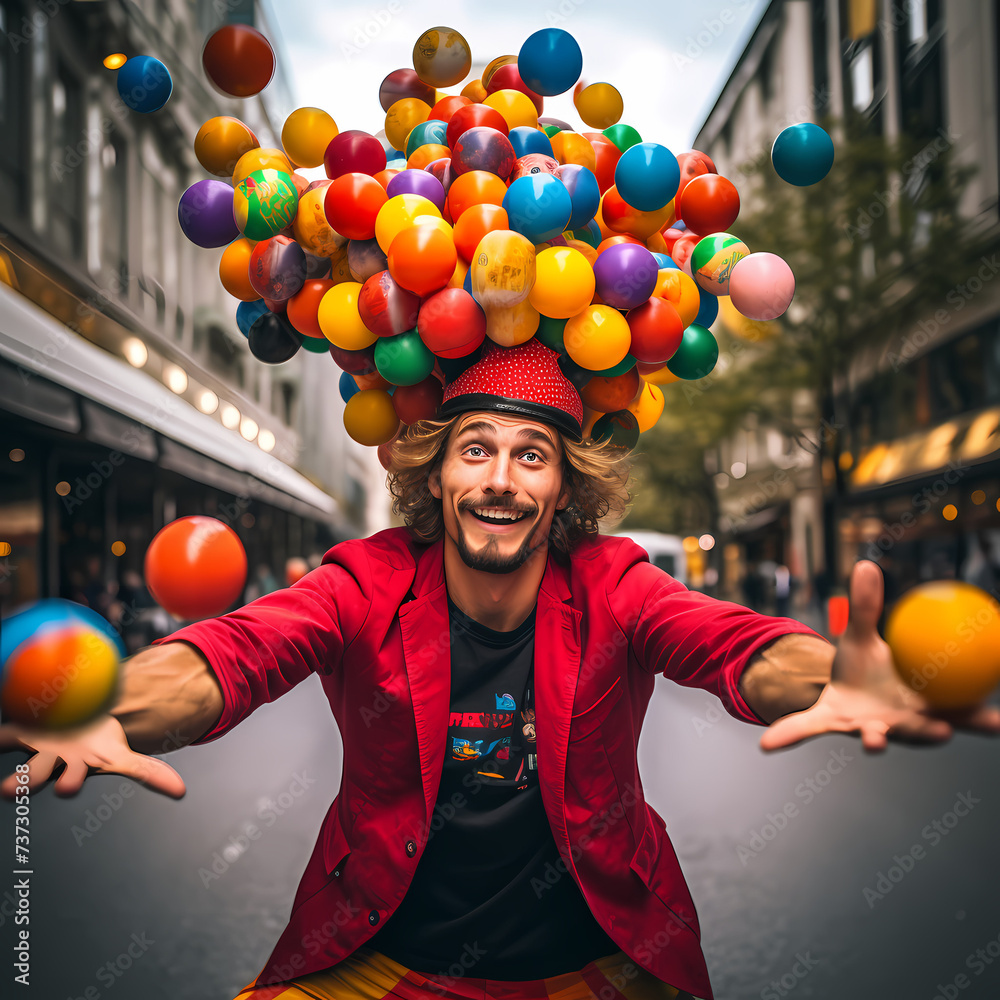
0, 715, 186, 800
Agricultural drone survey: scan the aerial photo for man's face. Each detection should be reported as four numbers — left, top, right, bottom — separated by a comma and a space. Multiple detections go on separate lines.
428, 411, 571, 574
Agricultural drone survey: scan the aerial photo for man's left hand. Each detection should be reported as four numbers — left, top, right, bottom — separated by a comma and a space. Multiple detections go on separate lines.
760, 560, 1000, 752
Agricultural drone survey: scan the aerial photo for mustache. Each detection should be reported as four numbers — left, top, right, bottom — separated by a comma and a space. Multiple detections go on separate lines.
459, 497, 537, 515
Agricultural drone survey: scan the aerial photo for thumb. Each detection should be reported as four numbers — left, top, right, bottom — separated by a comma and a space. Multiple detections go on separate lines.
844, 560, 884, 643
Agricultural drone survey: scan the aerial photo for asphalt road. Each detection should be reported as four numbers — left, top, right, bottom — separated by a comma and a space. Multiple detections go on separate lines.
1, 647, 998, 1000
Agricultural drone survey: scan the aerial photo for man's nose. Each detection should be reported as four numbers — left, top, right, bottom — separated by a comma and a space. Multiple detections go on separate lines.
482, 453, 515, 494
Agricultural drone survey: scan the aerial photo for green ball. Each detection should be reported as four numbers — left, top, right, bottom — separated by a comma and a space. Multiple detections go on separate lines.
591, 410, 639, 450
375, 330, 435, 386
300, 335, 330, 354
666, 324, 718, 380
535, 315, 567, 353
602, 123, 642, 152
234, 168, 298, 241
593, 353, 636, 378
690, 233, 749, 295
542, 124, 563, 138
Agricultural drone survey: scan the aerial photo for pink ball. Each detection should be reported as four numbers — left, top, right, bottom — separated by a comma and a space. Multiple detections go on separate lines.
728, 252, 795, 321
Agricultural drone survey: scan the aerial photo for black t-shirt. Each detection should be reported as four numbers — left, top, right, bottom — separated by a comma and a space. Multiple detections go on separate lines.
365, 595, 620, 980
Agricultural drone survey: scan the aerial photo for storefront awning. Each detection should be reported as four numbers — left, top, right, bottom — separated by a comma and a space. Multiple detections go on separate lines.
0, 282, 340, 522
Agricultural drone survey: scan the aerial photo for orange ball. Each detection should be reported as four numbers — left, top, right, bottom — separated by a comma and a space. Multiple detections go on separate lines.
373, 168, 402, 191
287, 279, 336, 337
407, 143, 451, 170
602, 185, 675, 238
461, 78, 488, 102
447, 170, 508, 220
580, 369, 641, 411
195, 116, 259, 177
388, 224, 457, 296
144, 516, 248, 619
219, 238, 258, 300
453, 203, 509, 262
550, 131, 597, 172
429, 94, 472, 121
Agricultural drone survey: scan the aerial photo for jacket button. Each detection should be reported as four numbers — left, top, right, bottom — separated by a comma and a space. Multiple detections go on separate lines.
368, 910, 379, 925
333, 869, 340, 877
405, 840, 416, 857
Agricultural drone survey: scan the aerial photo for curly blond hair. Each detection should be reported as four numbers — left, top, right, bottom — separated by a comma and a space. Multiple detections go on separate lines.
386, 414, 634, 557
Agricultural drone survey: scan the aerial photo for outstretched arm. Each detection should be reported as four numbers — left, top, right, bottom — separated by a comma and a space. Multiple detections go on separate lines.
737, 632, 835, 725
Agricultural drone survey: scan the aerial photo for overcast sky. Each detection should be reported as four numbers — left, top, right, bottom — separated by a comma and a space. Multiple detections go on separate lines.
264, 0, 770, 152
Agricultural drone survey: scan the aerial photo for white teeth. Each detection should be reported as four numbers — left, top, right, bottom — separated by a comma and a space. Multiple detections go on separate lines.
471, 506, 527, 522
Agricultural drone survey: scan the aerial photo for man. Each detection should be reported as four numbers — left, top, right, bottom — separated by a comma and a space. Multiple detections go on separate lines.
1, 341, 998, 1000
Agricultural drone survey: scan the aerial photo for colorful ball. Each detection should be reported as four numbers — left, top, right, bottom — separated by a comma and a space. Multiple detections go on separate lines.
324, 130, 387, 179
385, 169, 446, 212
451, 126, 516, 180
484, 299, 540, 346
287, 279, 336, 338
385, 97, 431, 151
453, 203, 509, 262
529, 247, 595, 319
555, 164, 601, 230
690, 233, 749, 296
564, 304, 631, 370
580, 367, 640, 410
344, 389, 400, 445
233, 169, 298, 241
470, 229, 536, 310
614, 142, 680, 212
412, 26, 472, 88
248, 235, 307, 301
375, 329, 436, 385
359, 269, 422, 337
728, 252, 796, 321
678, 174, 740, 235
483, 89, 539, 131
392, 375, 444, 423
339, 370, 361, 403
348, 238, 389, 282
886, 582, 1000, 709
178, 179, 239, 248
626, 296, 684, 364
318, 282, 378, 350
666, 323, 719, 380
417, 287, 487, 356
144, 516, 248, 619
232, 146, 292, 187
379, 68, 437, 112
517, 28, 583, 96
202, 24, 274, 98
248, 312, 303, 363
771, 123, 835, 186
282, 107, 339, 168
405, 119, 449, 158
195, 116, 259, 176
117, 55, 173, 113
219, 238, 257, 300
324, 172, 388, 241
508, 127, 554, 159
375, 193, 442, 253
503, 174, 572, 243
575, 83, 623, 130
602, 123, 642, 152
593, 242, 658, 309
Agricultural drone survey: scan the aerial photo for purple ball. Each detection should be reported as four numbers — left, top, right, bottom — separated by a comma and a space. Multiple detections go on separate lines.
177, 179, 238, 248
385, 169, 447, 211
593, 243, 658, 309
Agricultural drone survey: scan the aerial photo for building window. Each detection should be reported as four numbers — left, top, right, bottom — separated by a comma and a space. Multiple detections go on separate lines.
850, 45, 874, 111
0, 1, 28, 219
50, 65, 85, 259
101, 132, 128, 296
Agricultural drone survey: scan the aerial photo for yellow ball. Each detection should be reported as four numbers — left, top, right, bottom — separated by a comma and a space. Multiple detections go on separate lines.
485, 300, 540, 346
375, 194, 442, 253
885, 581, 1000, 709
281, 107, 339, 168
528, 247, 595, 319
232, 147, 292, 187
317, 282, 377, 351
412, 26, 472, 88
470, 230, 536, 310
627, 381, 665, 431
575, 82, 624, 130
549, 131, 597, 172
654, 269, 701, 328
195, 116, 259, 176
563, 305, 631, 370
385, 98, 431, 152
642, 366, 681, 386
343, 389, 400, 446
483, 90, 538, 130
293, 185, 347, 257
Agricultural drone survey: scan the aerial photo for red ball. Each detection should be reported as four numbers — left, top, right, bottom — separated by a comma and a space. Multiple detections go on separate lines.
417, 288, 487, 357
670, 232, 701, 273
580, 370, 641, 412
625, 297, 684, 364
677, 174, 740, 235
379, 68, 436, 112
328, 342, 377, 374
674, 150, 717, 203
359, 270, 421, 337
324, 130, 387, 179
249, 235, 306, 302
324, 172, 388, 240
451, 127, 516, 179
392, 375, 444, 423
144, 516, 247, 619
429, 94, 472, 122
485, 63, 544, 116
287, 279, 335, 337
446, 103, 509, 148
202, 24, 275, 98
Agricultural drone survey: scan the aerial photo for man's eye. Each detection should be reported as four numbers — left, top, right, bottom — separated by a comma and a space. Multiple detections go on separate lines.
466, 446, 485, 457
522, 452, 540, 462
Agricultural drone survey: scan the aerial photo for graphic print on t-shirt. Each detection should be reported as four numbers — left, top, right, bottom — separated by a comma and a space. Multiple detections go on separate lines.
448, 685, 537, 786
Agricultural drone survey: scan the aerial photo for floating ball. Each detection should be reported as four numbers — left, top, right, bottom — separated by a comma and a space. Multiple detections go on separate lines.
392, 375, 444, 423
451, 126, 516, 179
287, 279, 336, 338
470, 229, 536, 310
344, 389, 400, 445
564, 304, 631, 370
232, 146, 292, 186
412, 26, 472, 88
555, 164, 601, 230
417, 287, 487, 356
771, 123, 835, 186
324, 130, 387, 179
387, 223, 457, 297
529, 247, 595, 319
202, 23, 275, 97
1, 600, 125, 730
483, 89, 539, 131
339, 370, 361, 403
117, 55, 173, 113
348, 238, 389, 282
293, 183, 345, 257
144, 516, 248, 619
236, 299, 269, 337
575, 83, 623, 130
503, 174, 572, 243
602, 123, 642, 152
282, 107, 339, 168
677, 174, 740, 235
593, 242, 658, 309
359, 270, 421, 337
666, 323, 719, 380
729, 252, 795, 322
248, 312, 303, 363
375, 329, 436, 385
375, 193, 442, 253
453, 203, 509, 261
614, 142, 680, 212
195, 116, 259, 176
219, 238, 258, 301
484, 298, 540, 346
178, 179, 239, 248
485, 64, 544, 116
248, 235, 306, 302
385, 169, 446, 212
690, 233, 749, 296
379, 68, 437, 111
508, 127, 553, 159
580, 367, 640, 410
385, 97, 431, 151
324, 172, 388, 241
886, 582, 1000, 709
318, 282, 378, 350
626, 296, 683, 364
233, 169, 298, 241
517, 28, 583, 96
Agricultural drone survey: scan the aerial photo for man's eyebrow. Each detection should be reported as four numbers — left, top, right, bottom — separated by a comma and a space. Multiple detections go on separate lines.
455, 420, 556, 449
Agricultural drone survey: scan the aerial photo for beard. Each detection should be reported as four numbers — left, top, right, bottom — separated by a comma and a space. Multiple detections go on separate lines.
453, 503, 545, 574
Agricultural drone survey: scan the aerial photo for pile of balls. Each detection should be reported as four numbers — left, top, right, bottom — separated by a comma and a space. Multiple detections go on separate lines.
169, 23, 832, 453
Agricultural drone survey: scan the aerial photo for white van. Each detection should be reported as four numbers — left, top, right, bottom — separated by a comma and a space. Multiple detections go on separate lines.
609, 530, 688, 587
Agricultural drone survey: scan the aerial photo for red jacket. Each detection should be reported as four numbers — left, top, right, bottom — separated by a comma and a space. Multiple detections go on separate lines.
155, 527, 822, 998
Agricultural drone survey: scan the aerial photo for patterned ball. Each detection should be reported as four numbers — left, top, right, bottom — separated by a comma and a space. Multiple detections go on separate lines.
234, 168, 299, 241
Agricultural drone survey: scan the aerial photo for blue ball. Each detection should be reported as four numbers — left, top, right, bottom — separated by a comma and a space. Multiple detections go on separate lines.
117, 56, 173, 113
557, 164, 601, 231
1, 599, 126, 668
236, 299, 269, 338
517, 29, 583, 97
771, 123, 834, 186
695, 288, 720, 328
503, 174, 573, 243
614, 142, 680, 212
508, 126, 554, 159
652, 253, 679, 269
405, 120, 448, 159
339, 370, 360, 404
463, 265, 473, 295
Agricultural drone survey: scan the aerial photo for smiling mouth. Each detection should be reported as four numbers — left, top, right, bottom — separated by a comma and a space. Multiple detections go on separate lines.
466, 506, 532, 525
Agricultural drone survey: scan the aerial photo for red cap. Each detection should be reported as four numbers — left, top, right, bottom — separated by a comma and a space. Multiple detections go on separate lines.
440, 340, 584, 440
